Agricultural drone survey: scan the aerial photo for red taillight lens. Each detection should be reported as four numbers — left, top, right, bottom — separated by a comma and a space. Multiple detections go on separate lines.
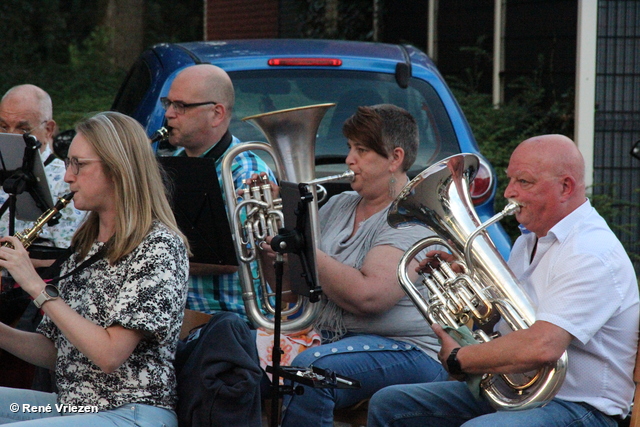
268, 58, 342, 67
470, 162, 493, 206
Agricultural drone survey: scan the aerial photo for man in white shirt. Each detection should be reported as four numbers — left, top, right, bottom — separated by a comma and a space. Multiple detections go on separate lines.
0, 84, 85, 265
368, 134, 639, 427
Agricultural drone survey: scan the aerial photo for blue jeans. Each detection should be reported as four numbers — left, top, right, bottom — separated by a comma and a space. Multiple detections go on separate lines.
368, 381, 619, 427
279, 334, 448, 427
0, 387, 177, 426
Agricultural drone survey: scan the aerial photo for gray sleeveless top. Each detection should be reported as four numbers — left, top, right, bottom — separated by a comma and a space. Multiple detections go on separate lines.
318, 191, 440, 358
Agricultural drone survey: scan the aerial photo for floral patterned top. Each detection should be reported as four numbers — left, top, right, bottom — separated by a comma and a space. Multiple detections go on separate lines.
37, 222, 189, 411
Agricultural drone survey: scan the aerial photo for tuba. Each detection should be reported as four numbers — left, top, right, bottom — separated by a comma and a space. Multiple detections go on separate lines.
221, 103, 354, 332
387, 153, 567, 411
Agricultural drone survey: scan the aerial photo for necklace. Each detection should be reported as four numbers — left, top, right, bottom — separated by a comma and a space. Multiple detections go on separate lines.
356, 202, 381, 227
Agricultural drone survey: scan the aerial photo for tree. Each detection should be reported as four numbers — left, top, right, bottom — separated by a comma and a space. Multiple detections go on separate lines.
103, 0, 145, 69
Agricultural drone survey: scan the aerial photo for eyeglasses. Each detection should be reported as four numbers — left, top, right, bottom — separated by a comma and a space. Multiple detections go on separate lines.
160, 97, 217, 115
64, 157, 102, 175
0, 120, 48, 135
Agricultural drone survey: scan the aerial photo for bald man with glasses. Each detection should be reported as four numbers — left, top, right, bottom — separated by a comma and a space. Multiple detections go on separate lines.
163, 64, 275, 325
0, 84, 85, 261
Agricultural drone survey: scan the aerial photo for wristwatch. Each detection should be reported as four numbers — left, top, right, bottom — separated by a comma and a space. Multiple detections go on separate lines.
33, 284, 60, 309
446, 347, 465, 376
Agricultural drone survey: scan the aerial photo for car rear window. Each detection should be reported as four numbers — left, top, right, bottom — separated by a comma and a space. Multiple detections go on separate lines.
228, 69, 459, 176
111, 58, 152, 116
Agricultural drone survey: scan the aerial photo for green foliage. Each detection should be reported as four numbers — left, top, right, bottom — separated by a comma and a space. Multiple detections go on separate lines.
590, 186, 640, 264
0, 0, 202, 132
145, 0, 203, 46
450, 48, 575, 242
452, 45, 639, 266
295, 0, 374, 40
0, 0, 60, 64
0, 0, 104, 66
69, 26, 114, 69
0, 21, 124, 132
0, 62, 125, 132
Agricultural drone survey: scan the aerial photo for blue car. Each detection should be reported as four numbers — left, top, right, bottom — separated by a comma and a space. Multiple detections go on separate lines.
111, 38, 512, 256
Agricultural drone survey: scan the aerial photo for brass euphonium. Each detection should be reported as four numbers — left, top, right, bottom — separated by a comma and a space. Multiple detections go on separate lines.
387, 153, 567, 411
1, 192, 75, 251
221, 103, 354, 332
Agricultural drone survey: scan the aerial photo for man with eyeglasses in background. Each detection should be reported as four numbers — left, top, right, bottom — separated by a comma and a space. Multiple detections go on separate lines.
0, 85, 85, 391
163, 64, 275, 325
0, 84, 85, 265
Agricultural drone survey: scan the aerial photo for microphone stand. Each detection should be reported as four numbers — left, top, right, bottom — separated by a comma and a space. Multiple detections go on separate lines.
266, 183, 360, 427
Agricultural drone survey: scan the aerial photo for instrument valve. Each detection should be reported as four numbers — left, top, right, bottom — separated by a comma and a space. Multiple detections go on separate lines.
241, 183, 251, 201
439, 260, 457, 279
430, 268, 447, 285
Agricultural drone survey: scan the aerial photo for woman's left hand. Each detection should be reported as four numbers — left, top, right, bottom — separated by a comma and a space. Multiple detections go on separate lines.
0, 236, 44, 297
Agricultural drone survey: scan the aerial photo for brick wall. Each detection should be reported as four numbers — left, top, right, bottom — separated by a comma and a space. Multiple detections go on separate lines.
205, 0, 279, 40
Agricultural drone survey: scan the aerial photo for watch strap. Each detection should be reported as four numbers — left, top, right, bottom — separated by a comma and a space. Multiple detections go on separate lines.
447, 347, 465, 376
33, 285, 59, 309
33, 290, 51, 308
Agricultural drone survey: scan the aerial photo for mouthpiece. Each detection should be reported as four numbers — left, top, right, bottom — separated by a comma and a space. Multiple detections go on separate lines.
54, 192, 75, 210
150, 127, 171, 144
504, 200, 521, 215
307, 170, 355, 186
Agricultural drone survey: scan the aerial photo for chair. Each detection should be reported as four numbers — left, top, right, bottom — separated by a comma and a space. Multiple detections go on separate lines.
179, 309, 213, 340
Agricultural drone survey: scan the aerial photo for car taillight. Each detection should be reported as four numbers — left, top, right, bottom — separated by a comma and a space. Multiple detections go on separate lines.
268, 58, 342, 67
470, 162, 493, 206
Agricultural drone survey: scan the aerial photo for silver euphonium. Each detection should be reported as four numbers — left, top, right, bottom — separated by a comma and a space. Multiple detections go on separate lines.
387, 153, 567, 411
221, 103, 354, 332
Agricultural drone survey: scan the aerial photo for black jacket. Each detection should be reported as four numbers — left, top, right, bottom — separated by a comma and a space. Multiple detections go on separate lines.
175, 312, 262, 427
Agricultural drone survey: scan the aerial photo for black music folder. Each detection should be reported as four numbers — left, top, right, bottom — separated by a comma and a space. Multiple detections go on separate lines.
279, 180, 320, 298
0, 132, 53, 221
158, 156, 237, 266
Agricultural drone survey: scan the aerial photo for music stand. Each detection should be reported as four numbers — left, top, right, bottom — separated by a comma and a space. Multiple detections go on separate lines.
158, 156, 237, 266
0, 133, 53, 230
277, 181, 321, 299
267, 181, 360, 427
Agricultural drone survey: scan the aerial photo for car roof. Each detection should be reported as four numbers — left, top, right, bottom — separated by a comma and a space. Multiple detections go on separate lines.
127, 38, 452, 136
151, 39, 438, 74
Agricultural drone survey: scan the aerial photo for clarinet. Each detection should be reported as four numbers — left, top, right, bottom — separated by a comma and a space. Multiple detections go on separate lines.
1, 192, 75, 250
149, 126, 170, 144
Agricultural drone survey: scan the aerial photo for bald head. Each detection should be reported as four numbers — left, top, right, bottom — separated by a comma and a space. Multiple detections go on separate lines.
505, 134, 587, 236
1, 84, 53, 122
173, 64, 235, 113
165, 65, 236, 156
0, 84, 56, 150
515, 134, 586, 192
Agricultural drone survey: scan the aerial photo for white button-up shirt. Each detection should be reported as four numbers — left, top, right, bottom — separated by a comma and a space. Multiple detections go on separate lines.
508, 199, 639, 417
